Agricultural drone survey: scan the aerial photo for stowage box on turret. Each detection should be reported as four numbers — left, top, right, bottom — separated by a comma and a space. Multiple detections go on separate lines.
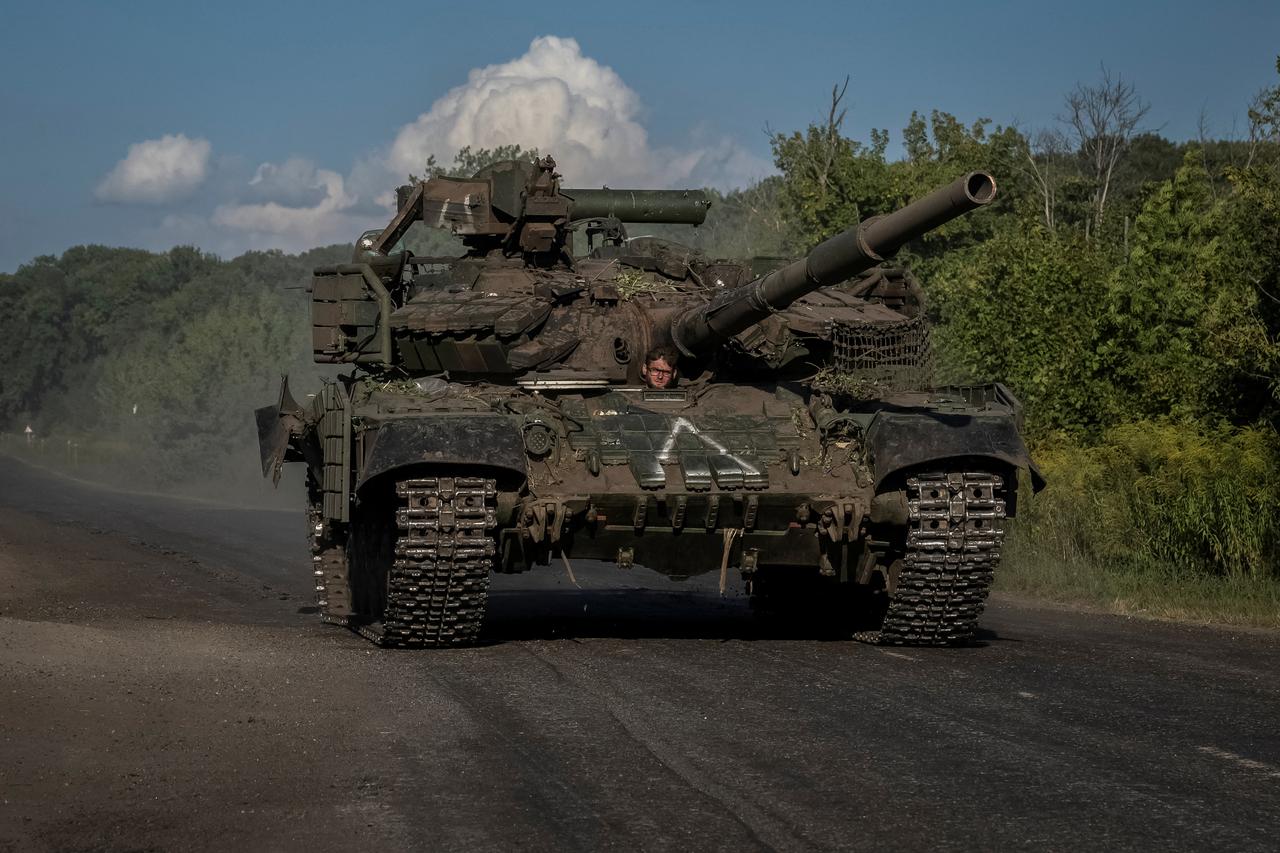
256, 156, 1043, 647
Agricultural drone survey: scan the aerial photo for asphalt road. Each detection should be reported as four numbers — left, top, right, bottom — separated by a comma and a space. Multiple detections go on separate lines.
1, 454, 1278, 852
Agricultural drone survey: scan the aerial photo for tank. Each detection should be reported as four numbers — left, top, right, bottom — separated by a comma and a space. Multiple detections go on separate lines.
256, 155, 1043, 648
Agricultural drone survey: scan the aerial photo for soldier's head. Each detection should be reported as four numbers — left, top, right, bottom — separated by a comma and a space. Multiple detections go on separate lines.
641, 345, 679, 389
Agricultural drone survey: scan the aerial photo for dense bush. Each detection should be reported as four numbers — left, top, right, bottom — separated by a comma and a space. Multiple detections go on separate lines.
1020, 423, 1280, 581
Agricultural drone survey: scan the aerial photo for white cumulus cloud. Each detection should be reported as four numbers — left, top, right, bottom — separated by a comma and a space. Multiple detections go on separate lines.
245, 158, 331, 207
211, 159, 360, 249
124, 37, 772, 258
96, 133, 212, 204
387, 36, 768, 190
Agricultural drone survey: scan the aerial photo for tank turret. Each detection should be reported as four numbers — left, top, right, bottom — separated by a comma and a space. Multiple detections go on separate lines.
370, 156, 709, 259
669, 172, 995, 355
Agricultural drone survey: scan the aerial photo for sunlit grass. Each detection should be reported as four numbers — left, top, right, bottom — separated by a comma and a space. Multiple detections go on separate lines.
998, 422, 1280, 629
999, 523, 1280, 628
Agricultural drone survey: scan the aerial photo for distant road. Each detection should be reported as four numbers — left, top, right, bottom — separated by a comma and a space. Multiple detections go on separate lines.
1, 454, 1278, 852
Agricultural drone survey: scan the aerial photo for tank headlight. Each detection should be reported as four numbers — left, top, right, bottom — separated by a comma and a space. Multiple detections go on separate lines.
523, 423, 556, 457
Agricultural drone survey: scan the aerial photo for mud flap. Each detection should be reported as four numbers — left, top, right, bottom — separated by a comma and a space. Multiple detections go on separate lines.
356, 416, 527, 491
255, 375, 308, 485
866, 410, 1046, 492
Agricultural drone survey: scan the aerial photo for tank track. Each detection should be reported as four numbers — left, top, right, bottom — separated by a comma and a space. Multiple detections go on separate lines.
355, 476, 497, 648
309, 496, 353, 626
855, 470, 1006, 646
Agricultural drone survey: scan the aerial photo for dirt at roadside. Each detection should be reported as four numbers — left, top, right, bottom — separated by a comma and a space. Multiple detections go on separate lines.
0, 508, 414, 853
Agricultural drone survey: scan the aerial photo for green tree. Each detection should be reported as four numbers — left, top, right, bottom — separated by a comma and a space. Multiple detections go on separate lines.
930, 224, 1116, 434
1105, 150, 1278, 425
769, 81, 892, 250
769, 87, 1030, 270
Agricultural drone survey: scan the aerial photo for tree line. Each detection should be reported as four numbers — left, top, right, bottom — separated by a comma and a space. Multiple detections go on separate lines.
0, 244, 348, 482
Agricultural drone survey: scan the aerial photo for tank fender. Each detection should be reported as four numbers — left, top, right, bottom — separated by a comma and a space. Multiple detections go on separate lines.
865, 411, 1045, 492
357, 416, 528, 491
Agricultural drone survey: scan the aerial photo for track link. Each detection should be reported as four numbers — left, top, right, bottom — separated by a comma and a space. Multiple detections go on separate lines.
357, 476, 497, 648
855, 470, 1006, 646
309, 494, 353, 626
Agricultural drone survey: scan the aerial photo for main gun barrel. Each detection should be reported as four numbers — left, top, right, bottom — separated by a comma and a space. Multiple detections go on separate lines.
670, 172, 996, 355
562, 188, 711, 225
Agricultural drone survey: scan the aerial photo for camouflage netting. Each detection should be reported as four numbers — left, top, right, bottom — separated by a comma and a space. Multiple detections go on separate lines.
817, 316, 936, 396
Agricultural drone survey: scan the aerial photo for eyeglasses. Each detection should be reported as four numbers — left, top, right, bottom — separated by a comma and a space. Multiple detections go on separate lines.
646, 367, 674, 377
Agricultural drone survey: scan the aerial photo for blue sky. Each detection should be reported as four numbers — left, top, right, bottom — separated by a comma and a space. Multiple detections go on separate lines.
1, 0, 1276, 272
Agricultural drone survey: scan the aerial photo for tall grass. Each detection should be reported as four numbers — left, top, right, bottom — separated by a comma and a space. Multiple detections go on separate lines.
1000, 421, 1280, 626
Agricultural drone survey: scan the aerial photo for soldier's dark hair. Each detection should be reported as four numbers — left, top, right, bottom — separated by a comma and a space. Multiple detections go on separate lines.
644, 345, 680, 365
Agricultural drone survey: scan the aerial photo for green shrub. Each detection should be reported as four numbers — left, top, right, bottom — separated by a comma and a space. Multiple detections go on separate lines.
1015, 421, 1280, 581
